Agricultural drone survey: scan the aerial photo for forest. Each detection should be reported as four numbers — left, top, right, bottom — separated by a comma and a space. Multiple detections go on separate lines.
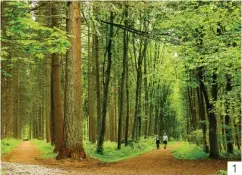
1, 1, 241, 175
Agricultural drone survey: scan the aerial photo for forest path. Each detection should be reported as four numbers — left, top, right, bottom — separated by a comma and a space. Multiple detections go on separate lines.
94, 143, 227, 175
2, 141, 41, 164
1, 141, 227, 175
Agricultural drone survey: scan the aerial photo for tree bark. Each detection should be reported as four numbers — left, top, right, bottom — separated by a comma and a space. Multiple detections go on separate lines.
198, 68, 219, 158
60, 1, 85, 159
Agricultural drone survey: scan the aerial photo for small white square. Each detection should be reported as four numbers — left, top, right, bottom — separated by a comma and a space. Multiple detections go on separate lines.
228, 161, 242, 175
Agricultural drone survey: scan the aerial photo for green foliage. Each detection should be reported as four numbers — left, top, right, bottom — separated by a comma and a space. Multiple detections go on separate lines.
31, 139, 57, 159
1, 1, 70, 62
220, 149, 241, 160
172, 142, 209, 160
187, 130, 203, 145
1, 138, 21, 155
219, 170, 227, 175
84, 137, 175, 163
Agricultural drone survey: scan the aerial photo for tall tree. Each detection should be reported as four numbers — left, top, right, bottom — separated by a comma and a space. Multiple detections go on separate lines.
97, 11, 114, 154
117, 5, 128, 149
51, 2, 64, 152
60, 1, 85, 159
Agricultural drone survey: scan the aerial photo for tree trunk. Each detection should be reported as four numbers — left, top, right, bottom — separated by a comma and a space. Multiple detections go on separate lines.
198, 68, 219, 158
97, 12, 114, 154
225, 74, 233, 153
197, 87, 209, 153
94, 34, 101, 140
60, 1, 85, 159
88, 28, 97, 143
51, 2, 64, 152
117, 6, 128, 149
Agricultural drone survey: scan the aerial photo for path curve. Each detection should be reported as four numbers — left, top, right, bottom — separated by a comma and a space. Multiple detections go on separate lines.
95, 145, 227, 175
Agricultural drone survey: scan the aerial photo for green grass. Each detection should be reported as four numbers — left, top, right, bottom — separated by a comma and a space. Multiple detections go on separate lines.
172, 142, 209, 160
1, 138, 21, 155
218, 170, 227, 175
84, 137, 176, 163
31, 139, 57, 159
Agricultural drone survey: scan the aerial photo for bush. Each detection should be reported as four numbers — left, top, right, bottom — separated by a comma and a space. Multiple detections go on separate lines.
31, 139, 57, 159
172, 142, 208, 160
169, 137, 175, 141
1, 138, 21, 155
187, 130, 203, 146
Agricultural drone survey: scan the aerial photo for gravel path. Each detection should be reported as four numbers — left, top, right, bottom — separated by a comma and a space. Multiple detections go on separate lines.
1, 162, 71, 175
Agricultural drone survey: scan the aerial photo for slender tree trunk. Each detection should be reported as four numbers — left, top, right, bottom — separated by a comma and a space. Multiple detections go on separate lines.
94, 34, 101, 140
225, 74, 233, 153
88, 28, 97, 143
197, 87, 209, 153
144, 46, 149, 138
124, 39, 130, 146
46, 60, 51, 143
51, 2, 64, 152
97, 12, 114, 154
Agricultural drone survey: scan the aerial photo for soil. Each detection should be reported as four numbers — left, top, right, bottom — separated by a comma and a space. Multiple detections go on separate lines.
1, 141, 227, 175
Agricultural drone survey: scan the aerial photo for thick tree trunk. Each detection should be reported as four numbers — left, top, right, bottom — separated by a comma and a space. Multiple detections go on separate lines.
198, 68, 219, 158
60, 1, 85, 159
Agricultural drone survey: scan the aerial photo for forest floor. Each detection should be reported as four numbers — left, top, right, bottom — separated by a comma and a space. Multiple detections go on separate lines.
1, 141, 227, 175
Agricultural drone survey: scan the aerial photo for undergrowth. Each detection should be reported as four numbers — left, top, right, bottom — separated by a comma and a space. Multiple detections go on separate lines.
218, 170, 227, 175
172, 142, 209, 160
1, 138, 21, 155
31, 139, 57, 159
220, 149, 241, 160
84, 137, 175, 163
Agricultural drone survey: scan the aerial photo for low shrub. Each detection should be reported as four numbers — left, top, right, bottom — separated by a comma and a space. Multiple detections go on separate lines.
187, 130, 203, 146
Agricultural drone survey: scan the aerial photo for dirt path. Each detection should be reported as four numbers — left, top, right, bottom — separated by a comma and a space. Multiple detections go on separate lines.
2, 141, 41, 164
2, 141, 227, 175
95, 145, 227, 175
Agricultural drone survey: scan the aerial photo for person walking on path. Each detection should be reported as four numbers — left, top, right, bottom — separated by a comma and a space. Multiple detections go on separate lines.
155, 135, 160, 149
163, 133, 168, 149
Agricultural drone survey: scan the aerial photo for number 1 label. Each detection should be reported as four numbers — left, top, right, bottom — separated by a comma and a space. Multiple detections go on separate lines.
228, 162, 242, 175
